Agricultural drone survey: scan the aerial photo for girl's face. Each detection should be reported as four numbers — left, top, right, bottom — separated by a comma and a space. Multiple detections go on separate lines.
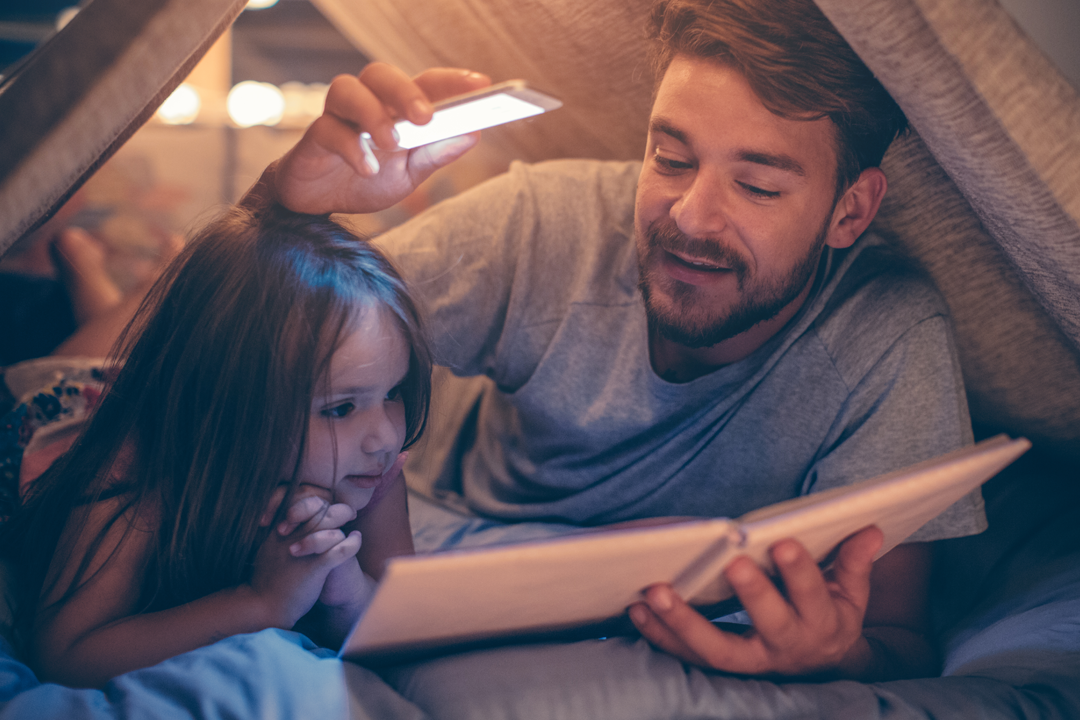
298, 306, 409, 511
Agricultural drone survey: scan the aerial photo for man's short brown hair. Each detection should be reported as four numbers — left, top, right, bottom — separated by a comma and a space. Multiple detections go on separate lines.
647, 0, 908, 193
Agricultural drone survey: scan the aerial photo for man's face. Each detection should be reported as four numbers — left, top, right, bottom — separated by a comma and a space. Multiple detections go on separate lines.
635, 54, 844, 349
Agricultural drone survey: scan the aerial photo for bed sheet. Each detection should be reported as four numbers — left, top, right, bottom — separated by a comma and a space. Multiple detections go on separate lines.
0, 629, 429, 720
381, 493, 1080, 720
0, 480, 1074, 720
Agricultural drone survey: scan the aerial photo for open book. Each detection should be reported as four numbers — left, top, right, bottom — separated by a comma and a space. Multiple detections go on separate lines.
341, 435, 1029, 662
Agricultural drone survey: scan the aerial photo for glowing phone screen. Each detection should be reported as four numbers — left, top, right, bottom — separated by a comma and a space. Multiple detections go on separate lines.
393, 93, 547, 149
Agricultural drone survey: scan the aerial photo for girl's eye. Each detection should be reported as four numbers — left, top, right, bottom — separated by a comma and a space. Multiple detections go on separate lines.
385, 384, 404, 402
321, 401, 355, 419
737, 181, 781, 199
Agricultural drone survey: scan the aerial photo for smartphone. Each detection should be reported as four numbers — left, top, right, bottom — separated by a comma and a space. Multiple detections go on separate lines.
381, 80, 562, 150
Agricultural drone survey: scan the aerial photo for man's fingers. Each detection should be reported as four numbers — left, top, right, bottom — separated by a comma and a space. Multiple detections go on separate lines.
408, 133, 481, 180
412, 68, 491, 103
357, 63, 432, 144
767, 539, 836, 623
628, 601, 708, 667
304, 113, 375, 177
827, 526, 883, 607
724, 556, 799, 640
634, 584, 764, 673
325, 71, 402, 151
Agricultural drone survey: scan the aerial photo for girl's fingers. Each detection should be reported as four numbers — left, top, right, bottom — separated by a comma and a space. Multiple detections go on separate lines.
279, 499, 356, 536
279, 495, 326, 535
289, 528, 347, 557
290, 530, 363, 561
326, 531, 364, 564
260, 484, 289, 527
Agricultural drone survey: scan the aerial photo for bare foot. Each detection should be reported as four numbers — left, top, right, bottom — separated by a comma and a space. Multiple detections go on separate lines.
49, 232, 183, 359
52, 227, 123, 325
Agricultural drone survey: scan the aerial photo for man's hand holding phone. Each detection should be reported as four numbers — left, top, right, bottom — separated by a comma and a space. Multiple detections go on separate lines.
268, 63, 491, 216
266, 63, 560, 217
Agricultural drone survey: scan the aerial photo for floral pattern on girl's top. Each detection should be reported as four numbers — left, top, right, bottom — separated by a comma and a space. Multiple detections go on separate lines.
0, 360, 106, 523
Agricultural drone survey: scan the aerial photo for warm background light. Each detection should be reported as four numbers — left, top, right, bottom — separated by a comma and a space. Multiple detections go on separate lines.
156, 83, 201, 125
227, 81, 285, 127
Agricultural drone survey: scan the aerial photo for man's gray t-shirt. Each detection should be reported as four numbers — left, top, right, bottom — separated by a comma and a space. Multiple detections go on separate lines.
379, 159, 985, 540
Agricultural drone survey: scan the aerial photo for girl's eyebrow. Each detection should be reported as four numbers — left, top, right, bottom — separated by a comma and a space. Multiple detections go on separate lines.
329, 386, 379, 397
330, 370, 409, 398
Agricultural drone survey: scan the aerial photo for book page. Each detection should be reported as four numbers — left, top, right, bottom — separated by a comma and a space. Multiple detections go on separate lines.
682, 435, 1029, 605
342, 435, 1028, 659
341, 517, 738, 659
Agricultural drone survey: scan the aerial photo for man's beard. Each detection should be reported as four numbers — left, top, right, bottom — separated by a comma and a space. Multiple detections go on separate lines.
637, 220, 828, 349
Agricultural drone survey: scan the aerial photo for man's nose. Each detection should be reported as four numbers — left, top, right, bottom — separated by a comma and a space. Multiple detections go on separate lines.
671, 174, 729, 239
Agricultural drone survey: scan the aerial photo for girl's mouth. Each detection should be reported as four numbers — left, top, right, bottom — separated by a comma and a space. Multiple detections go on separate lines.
344, 473, 382, 488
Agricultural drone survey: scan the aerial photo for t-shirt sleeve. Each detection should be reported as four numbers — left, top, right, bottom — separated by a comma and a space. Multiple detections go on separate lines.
374, 163, 539, 379
374, 160, 640, 390
805, 312, 986, 543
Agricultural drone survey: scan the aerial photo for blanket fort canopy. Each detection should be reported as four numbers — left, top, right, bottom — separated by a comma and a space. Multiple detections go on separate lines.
0, 0, 247, 254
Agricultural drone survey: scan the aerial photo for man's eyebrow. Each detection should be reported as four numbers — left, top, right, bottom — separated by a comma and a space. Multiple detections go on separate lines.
736, 150, 806, 177
649, 119, 688, 145
651, 118, 808, 177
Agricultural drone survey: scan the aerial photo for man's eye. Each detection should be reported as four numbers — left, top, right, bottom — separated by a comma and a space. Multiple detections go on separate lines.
321, 402, 355, 419
737, 181, 781, 199
653, 150, 692, 173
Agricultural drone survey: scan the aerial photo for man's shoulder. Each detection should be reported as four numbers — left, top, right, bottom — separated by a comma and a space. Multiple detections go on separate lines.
811, 234, 954, 382
505, 158, 641, 214
510, 158, 642, 185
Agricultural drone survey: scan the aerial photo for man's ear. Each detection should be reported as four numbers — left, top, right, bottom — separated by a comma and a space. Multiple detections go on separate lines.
824, 167, 888, 249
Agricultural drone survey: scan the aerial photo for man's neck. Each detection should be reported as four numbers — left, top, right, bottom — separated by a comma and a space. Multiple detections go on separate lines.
649, 277, 815, 383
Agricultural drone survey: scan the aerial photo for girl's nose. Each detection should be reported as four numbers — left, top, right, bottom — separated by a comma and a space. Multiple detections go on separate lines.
361, 406, 401, 458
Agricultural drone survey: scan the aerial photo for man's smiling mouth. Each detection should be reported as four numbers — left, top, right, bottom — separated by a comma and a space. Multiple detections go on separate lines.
666, 250, 732, 273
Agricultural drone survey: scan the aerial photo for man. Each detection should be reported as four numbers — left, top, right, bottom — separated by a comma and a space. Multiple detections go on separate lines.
258, 0, 983, 681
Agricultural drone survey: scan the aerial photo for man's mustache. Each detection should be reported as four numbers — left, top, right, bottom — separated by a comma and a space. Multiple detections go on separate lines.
644, 221, 750, 277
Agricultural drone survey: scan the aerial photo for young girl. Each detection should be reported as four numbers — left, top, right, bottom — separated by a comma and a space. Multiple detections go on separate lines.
1, 203, 431, 688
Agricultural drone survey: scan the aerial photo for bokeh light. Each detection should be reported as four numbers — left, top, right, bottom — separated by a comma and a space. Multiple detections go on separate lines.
227, 81, 285, 127
156, 83, 202, 125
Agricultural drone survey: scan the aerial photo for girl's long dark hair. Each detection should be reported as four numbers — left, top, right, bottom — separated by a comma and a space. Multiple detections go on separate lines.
2, 204, 431, 628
